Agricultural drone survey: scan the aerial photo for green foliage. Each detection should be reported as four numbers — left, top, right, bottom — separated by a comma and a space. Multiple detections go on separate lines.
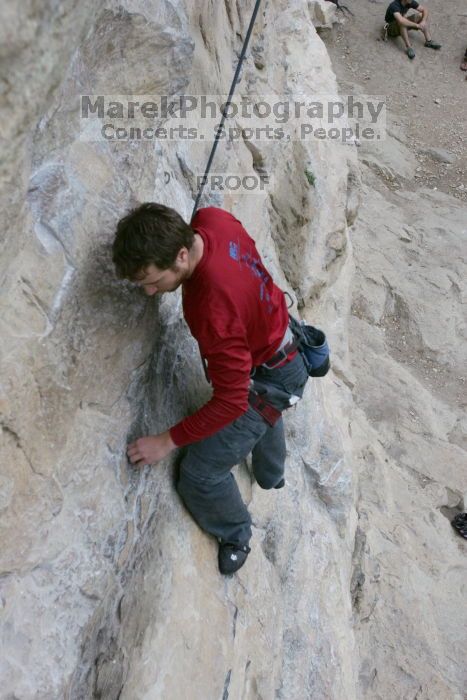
304, 168, 316, 187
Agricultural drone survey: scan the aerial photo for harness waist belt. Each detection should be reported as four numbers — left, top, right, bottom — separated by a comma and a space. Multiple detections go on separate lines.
261, 324, 298, 369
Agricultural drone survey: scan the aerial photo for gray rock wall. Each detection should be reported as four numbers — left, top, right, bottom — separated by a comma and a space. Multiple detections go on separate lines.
0, 1, 372, 699
3, 1, 466, 699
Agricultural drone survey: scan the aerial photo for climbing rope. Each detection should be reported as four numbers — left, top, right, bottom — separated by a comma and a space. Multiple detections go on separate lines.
190, 0, 263, 222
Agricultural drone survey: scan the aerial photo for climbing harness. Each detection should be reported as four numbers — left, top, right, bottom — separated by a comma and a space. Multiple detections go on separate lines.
260, 325, 298, 370
248, 390, 282, 427
190, 0, 263, 222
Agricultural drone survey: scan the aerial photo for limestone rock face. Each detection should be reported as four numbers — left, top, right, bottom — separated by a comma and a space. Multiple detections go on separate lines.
307, 0, 339, 28
349, 156, 467, 700
1, 0, 465, 699
0, 1, 356, 698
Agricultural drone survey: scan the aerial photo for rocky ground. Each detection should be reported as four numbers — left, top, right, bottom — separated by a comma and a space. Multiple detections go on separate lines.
322, 2, 467, 697
320, 0, 466, 201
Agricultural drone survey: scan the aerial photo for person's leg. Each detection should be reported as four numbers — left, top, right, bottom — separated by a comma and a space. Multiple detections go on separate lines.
398, 24, 412, 50
177, 351, 308, 545
251, 417, 287, 489
249, 351, 308, 488
419, 24, 432, 42
407, 13, 423, 29
409, 11, 441, 48
388, 19, 420, 55
387, 20, 400, 39
461, 48, 467, 70
176, 405, 268, 546
411, 13, 432, 42
396, 23, 416, 58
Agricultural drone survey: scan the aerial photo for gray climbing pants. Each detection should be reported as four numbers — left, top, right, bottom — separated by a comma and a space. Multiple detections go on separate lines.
176, 351, 308, 546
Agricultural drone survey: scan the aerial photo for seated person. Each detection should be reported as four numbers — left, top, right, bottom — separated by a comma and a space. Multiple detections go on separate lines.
383, 0, 441, 59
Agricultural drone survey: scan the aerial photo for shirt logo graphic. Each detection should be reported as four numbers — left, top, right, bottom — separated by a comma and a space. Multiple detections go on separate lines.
229, 241, 239, 261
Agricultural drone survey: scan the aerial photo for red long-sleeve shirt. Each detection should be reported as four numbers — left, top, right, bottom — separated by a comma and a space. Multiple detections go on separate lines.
169, 207, 289, 447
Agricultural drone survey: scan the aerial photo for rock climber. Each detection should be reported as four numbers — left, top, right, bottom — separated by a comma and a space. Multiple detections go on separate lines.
112, 204, 309, 575
382, 0, 441, 59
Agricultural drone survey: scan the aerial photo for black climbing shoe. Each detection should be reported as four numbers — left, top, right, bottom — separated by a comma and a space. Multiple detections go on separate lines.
451, 512, 467, 540
218, 542, 251, 575
406, 47, 415, 60
274, 478, 285, 489
424, 40, 441, 50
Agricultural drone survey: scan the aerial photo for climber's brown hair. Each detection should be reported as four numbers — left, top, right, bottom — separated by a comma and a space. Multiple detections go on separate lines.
112, 202, 195, 280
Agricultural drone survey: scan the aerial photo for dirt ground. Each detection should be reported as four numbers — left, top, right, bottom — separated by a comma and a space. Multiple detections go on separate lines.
318, 4, 467, 695
319, 0, 467, 201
